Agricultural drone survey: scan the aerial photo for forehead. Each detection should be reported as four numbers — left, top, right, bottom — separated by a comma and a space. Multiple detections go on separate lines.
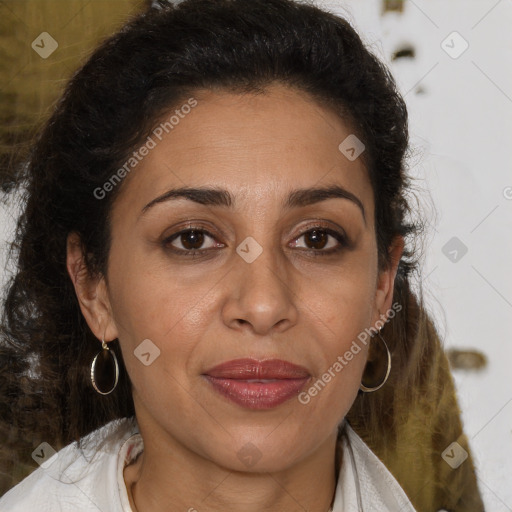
112, 83, 374, 223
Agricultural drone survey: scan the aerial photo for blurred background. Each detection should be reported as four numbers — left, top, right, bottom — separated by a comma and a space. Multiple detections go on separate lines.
0, 0, 511, 509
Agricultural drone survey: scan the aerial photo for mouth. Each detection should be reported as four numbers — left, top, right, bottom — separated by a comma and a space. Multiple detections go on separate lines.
202, 358, 311, 410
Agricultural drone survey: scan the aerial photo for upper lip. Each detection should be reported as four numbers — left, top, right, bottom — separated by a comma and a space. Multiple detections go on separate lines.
204, 358, 310, 379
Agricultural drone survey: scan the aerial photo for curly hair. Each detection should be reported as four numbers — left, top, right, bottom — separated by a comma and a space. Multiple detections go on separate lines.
0, 0, 482, 509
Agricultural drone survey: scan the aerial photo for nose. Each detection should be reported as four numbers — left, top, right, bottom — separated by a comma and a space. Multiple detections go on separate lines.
221, 242, 299, 336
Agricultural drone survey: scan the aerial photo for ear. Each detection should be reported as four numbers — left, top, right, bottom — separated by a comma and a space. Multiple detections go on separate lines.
66, 232, 119, 342
372, 235, 404, 324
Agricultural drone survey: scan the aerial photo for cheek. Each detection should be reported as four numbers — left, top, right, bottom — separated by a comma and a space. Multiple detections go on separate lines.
313, 249, 378, 344
304, 285, 373, 383
106, 251, 226, 401
295, 253, 377, 415
105, 257, 189, 378
295, 281, 372, 426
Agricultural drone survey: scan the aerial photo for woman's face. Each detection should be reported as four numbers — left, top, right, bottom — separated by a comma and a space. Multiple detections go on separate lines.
71, 83, 401, 473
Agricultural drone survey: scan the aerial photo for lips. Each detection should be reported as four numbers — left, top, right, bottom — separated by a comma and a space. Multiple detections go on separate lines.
204, 358, 311, 379
203, 358, 311, 410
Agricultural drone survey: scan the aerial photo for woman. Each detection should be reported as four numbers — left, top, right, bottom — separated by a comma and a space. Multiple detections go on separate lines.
0, 0, 483, 510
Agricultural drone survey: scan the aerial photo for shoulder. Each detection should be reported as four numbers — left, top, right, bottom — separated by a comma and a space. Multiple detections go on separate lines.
0, 417, 138, 512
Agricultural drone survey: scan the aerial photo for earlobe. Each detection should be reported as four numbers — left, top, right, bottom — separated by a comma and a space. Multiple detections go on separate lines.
66, 232, 118, 341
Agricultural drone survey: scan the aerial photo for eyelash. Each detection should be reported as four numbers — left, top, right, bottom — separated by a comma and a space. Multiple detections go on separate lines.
162, 223, 349, 258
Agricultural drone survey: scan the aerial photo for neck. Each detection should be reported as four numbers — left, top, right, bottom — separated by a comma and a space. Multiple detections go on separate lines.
124, 424, 340, 512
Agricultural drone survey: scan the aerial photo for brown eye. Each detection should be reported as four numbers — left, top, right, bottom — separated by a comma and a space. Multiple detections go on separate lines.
163, 228, 220, 255
304, 229, 329, 250
291, 226, 348, 255
177, 230, 205, 250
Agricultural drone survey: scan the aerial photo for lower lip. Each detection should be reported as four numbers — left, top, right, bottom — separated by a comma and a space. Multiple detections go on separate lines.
203, 376, 310, 410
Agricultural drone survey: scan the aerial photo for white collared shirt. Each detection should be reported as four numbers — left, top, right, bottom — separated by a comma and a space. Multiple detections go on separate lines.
0, 417, 417, 511
336, 422, 417, 511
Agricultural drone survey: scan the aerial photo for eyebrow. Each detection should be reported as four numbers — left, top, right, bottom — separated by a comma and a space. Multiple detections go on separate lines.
141, 184, 366, 223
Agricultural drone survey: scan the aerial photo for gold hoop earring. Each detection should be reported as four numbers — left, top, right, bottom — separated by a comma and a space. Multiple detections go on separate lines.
360, 330, 391, 393
90, 339, 119, 395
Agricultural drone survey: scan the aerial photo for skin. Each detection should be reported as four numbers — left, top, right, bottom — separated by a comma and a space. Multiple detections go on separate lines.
67, 83, 403, 512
